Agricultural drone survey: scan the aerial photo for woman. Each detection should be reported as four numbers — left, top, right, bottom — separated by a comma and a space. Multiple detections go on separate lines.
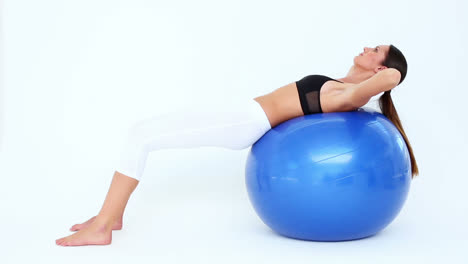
55, 44, 419, 246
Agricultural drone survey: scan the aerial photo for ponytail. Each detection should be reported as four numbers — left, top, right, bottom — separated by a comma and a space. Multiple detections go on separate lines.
379, 90, 419, 179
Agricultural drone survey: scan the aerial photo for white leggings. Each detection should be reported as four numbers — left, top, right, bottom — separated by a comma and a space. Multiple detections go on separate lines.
114, 98, 272, 181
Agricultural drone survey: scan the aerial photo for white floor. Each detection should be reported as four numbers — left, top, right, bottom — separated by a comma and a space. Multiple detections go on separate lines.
1, 147, 466, 264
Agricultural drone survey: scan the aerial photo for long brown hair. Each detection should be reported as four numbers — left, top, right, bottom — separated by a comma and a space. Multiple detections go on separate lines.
380, 44, 419, 179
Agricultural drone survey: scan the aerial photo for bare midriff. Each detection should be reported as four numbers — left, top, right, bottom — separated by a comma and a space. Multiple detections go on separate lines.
254, 81, 357, 128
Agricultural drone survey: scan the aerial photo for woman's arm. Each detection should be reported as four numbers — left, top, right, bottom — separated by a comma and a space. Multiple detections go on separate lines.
349, 68, 401, 108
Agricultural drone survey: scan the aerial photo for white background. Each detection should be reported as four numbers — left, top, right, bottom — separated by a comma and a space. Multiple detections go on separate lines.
1, 0, 467, 263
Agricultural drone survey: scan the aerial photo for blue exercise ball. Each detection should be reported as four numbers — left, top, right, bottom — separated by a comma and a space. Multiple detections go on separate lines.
245, 107, 411, 242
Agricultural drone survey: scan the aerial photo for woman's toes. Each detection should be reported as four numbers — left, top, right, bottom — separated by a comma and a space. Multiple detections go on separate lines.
57, 237, 68, 245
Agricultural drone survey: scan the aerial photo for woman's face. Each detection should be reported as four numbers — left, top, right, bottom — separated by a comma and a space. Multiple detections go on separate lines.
354, 44, 390, 72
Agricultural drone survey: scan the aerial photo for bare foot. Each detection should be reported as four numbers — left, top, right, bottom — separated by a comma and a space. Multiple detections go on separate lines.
56, 219, 112, 246
70, 215, 123, 231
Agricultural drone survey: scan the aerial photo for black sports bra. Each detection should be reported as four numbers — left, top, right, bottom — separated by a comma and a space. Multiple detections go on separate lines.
296, 75, 343, 114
